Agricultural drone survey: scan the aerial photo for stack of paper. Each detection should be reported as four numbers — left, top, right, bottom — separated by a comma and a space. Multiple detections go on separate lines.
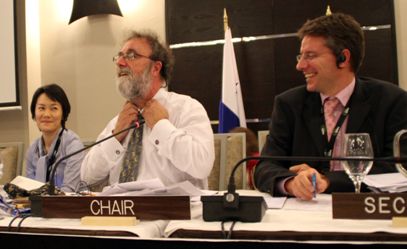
98, 178, 204, 197
363, 173, 407, 193
10, 176, 45, 191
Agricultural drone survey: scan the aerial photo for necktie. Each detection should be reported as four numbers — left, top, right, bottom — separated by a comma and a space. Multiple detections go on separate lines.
324, 97, 344, 171
324, 97, 341, 140
119, 120, 144, 183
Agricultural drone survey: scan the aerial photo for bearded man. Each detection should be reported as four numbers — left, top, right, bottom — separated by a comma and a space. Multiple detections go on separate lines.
81, 30, 214, 189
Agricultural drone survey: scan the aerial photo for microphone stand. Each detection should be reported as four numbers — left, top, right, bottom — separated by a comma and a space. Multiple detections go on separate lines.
202, 155, 407, 222
48, 120, 145, 195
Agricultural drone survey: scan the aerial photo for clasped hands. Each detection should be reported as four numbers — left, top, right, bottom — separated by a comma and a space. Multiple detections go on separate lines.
114, 100, 169, 143
285, 164, 330, 201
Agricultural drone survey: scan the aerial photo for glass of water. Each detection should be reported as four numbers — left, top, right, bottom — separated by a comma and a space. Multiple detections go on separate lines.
342, 133, 374, 193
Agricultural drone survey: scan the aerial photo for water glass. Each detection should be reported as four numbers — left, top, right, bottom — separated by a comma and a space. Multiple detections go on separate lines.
342, 133, 374, 193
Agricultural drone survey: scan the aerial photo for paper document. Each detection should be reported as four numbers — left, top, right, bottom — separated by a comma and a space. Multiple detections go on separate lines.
283, 194, 332, 212
98, 179, 204, 197
235, 190, 286, 208
263, 196, 287, 209
150, 181, 204, 196
10, 176, 45, 191
364, 173, 407, 193
98, 178, 165, 196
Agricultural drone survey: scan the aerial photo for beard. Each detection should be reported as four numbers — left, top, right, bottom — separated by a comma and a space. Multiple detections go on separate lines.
116, 64, 153, 101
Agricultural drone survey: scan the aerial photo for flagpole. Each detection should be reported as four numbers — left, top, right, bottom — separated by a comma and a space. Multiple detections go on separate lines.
219, 8, 247, 132
326, 5, 332, 15
223, 8, 228, 32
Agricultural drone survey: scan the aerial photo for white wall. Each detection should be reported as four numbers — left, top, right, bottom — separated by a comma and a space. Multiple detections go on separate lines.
36, 0, 165, 142
0, 0, 29, 144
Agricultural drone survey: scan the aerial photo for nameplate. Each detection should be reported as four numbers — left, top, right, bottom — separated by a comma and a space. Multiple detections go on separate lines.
30, 195, 191, 220
332, 193, 407, 219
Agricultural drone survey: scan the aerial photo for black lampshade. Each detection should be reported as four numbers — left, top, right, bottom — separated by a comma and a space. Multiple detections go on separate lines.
69, 0, 122, 24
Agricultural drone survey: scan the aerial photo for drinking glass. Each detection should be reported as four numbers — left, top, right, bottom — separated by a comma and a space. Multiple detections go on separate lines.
342, 133, 374, 193
393, 129, 407, 177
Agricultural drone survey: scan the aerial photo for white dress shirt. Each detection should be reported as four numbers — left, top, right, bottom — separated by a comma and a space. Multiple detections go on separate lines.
320, 78, 355, 171
81, 88, 215, 189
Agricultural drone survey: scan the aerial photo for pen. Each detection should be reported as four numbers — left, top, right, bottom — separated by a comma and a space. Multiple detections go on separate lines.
312, 173, 317, 198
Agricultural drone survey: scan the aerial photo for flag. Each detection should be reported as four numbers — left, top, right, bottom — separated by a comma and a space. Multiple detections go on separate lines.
218, 27, 246, 133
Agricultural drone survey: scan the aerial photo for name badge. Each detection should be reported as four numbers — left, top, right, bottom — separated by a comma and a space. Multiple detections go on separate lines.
332, 193, 407, 219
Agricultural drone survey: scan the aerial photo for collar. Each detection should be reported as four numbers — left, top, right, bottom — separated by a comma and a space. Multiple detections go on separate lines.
153, 87, 167, 102
38, 127, 64, 156
320, 77, 355, 106
147, 88, 169, 108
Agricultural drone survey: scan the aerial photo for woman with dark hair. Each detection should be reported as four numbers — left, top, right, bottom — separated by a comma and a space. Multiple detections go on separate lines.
26, 83, 84, 192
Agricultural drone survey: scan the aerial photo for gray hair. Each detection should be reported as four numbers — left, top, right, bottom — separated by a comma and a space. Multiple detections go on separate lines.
124, 30, 174, 85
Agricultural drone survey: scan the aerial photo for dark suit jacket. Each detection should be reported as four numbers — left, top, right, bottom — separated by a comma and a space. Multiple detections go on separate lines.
254, 77, 407, 195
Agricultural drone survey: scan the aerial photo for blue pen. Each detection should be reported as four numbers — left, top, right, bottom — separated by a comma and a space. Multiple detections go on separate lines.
312, 173, 317, 198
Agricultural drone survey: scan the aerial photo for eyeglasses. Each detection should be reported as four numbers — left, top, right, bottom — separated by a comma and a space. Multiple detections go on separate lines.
296, 51, 335, 62
112, 51, 153, 63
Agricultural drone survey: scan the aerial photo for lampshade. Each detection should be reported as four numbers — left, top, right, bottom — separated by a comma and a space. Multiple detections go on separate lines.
69, 0, 122, 24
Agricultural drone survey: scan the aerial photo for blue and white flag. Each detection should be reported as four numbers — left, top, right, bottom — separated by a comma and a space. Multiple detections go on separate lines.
218, 28, 246, 133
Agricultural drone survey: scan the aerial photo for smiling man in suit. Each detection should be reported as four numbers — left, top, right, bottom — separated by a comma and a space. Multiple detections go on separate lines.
254, 13, 407, 200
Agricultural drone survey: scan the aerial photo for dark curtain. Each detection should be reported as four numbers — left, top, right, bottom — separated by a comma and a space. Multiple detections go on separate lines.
165, 0, 397, 133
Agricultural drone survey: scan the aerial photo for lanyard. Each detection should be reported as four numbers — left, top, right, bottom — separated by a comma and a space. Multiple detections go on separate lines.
46, 129, 64, 182
320, 100, 351, 157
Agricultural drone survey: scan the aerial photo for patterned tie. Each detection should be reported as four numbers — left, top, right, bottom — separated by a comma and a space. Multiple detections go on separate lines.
324, 97, 344, 171
324, 97, 341, 141
119, 118, 144, 183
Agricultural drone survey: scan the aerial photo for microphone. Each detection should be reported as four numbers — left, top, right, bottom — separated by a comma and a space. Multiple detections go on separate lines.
47, 118, 145, 195
201, 155, 407, 222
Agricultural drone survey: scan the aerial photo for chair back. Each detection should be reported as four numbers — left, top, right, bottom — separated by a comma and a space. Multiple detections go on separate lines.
0, 142, 24, 185
208, 133, 246, 191
258, 130, 269, 152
